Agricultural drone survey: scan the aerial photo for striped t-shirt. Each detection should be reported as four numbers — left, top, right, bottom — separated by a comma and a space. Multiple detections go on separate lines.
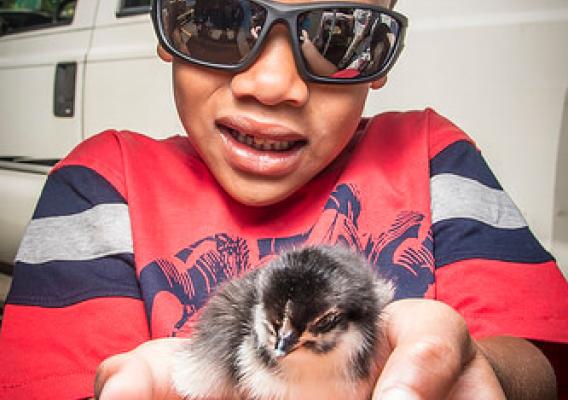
1, 109, 566, 399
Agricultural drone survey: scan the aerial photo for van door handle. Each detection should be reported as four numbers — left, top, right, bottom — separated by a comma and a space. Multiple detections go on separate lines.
53, 62, 77, 117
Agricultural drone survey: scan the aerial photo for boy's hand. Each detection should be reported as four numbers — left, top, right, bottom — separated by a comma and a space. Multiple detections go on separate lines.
94, 338, 185, 400
94, 299, 552, 400
373, 299, 506, 400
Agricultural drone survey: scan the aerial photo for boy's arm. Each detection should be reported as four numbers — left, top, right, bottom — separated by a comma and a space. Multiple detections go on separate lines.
0, 160, 150, 399
426, 110, 567, 396
477, 336, 557, 399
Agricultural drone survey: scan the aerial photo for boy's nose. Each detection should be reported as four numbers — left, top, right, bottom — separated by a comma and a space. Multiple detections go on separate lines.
230, 25, 309, 107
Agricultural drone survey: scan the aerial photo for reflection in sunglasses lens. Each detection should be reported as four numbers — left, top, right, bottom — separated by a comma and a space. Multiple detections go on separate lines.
163, 0, 266, 65
299, 9, 398, 79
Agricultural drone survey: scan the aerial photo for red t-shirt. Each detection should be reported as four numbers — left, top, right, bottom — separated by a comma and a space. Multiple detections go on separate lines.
1, 109, 566, 399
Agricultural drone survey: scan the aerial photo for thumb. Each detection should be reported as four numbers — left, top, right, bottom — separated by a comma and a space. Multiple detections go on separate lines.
372, 299, 476, 400
94, 338, 185, 400
95, 353, 154, 400
373, 337, 468, 400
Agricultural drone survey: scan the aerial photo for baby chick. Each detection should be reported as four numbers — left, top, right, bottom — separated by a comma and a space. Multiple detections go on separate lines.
173, 245, 394, 400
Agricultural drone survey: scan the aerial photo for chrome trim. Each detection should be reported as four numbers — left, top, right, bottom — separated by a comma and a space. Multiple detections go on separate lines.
0, 161, 52, 174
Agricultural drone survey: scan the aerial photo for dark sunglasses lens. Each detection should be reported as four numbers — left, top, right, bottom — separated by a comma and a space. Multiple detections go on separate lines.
299, 9, 400, 79
160, 0, 267, 65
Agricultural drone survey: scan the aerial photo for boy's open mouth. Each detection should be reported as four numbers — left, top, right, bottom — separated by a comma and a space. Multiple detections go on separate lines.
215, 116, 308, 177
225, 127, 305, 152
216, 119, 308, 154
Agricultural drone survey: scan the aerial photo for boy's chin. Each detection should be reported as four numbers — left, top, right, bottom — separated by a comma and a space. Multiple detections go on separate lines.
226, 188, 292, 208
220, 178, 301, 207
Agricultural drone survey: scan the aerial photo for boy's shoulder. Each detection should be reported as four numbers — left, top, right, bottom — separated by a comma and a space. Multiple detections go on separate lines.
57, 129, 191, 165
52, 130, 195, 198
365, 108, 474, 159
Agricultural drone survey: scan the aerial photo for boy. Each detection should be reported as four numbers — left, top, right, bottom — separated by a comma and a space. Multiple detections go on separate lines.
1, 0, 566, 399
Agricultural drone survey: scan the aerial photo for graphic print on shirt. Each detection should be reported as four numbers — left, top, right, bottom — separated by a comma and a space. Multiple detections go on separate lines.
140, 183, 434, 337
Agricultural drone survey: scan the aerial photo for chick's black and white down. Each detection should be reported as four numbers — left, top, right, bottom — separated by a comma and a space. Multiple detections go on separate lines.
173, 245, 394, 400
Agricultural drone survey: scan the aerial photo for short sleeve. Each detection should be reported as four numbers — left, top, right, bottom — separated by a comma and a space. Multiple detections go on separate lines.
427, 111, 568, 342
0, 132, 150, 399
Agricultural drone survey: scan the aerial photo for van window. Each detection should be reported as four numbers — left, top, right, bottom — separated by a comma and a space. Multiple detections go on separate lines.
117, 0, 150, 17
0, 0, 76, 36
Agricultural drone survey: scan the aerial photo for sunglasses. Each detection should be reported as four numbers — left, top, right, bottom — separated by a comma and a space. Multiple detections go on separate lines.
151, 0, 408, 84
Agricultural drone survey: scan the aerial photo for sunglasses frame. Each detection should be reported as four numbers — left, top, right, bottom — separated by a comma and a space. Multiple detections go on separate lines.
151, 0, 408, 84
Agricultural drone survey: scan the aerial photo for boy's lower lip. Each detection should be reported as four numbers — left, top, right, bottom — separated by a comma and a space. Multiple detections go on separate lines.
217, 125, 305, 177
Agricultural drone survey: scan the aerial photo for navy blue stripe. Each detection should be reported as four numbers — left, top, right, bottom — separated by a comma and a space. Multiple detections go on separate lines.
430, 140, 502, 190
34, 165, 125, 218
6, 253, 141, 307
433, 218, 553, 268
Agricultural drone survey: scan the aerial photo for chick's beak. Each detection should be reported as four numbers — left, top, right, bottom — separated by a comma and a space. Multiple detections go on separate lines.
274, 330, 299, 358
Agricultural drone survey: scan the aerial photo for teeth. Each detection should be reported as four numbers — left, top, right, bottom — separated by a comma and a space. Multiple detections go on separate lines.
229, 128, 297, 152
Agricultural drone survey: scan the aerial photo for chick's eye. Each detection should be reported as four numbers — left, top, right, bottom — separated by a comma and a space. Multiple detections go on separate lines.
312, 313, 344, 334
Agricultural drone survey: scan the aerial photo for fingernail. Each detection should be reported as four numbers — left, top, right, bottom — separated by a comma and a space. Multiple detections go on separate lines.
379, 387, 421, 400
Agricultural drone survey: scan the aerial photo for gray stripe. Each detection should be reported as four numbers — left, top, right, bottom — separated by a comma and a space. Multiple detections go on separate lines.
16, 203, 133, 264
431, 173, 527, 229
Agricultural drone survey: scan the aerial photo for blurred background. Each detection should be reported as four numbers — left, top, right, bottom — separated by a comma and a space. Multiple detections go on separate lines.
0, 0, 567, 324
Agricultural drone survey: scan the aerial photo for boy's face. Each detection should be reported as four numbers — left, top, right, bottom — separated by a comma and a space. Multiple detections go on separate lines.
160, 0, 390, 206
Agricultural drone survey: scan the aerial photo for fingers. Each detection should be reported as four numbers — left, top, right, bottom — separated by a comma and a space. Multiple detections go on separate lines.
372, 299, 478, 400
94, 353, 124, 399
447, 351, 506, 400
94, 338, 186, 400
373, 337, 469, 399
94, 353, 154, 400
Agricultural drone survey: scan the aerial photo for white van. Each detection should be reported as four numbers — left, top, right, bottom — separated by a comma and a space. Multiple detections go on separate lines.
0, 0, 566, 291
0, 0, 183, 275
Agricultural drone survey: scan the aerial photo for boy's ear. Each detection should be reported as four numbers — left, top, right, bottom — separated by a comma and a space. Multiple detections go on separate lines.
157, 45, 173, 62
370, 76, 388, 90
